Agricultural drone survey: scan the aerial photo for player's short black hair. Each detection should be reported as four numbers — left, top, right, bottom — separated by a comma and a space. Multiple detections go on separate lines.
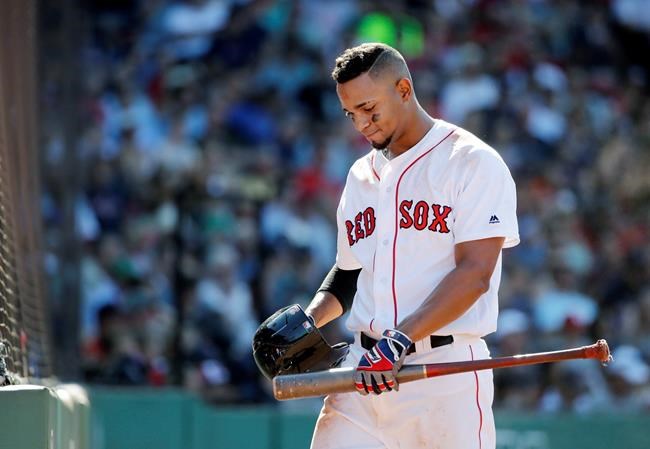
331, 43, 411, 84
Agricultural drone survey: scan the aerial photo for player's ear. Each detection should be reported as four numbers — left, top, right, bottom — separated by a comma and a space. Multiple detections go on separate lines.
395, 78, 412, 102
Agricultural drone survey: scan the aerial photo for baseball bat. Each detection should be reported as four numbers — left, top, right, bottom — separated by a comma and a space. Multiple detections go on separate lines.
273, 339, 611, 401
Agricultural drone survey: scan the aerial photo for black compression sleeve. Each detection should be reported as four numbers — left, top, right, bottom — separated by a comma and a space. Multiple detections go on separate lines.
317, 264, 361, 314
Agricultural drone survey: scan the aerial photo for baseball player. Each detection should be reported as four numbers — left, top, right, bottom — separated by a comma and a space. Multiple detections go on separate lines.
304, 43, 519, 449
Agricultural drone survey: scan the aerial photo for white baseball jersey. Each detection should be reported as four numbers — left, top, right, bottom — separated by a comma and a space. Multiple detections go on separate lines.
335, 119, 519, 338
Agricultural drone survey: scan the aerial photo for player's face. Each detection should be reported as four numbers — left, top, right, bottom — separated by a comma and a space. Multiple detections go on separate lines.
337, 73, 407, 150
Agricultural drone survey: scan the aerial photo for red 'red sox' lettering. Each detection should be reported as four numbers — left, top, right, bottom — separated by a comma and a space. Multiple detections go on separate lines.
399, 200, 452, 233
346, 207, 376, 246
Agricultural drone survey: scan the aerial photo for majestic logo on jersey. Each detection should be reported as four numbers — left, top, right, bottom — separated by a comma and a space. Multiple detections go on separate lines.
399, 200, 452, 233
345, 207, 376, 246
489, 215, 500, 224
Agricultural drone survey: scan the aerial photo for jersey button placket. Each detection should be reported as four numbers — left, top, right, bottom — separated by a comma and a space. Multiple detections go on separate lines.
373, 167, 397, 332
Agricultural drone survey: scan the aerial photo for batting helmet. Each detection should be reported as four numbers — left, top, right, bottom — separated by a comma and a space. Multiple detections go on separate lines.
252, 304, 349, 379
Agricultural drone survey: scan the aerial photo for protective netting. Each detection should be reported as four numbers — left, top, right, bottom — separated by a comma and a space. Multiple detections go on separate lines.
0, 0, 53, 381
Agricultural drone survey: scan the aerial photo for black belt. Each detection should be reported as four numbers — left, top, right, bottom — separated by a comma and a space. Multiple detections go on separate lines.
360, 333, 454, 355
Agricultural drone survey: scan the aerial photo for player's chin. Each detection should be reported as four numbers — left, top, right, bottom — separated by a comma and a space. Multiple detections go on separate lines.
371, 136, 392, 150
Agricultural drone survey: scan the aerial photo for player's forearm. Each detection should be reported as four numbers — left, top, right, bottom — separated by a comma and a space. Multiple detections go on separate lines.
305, 291, 344, 328
396, 262, 492, 341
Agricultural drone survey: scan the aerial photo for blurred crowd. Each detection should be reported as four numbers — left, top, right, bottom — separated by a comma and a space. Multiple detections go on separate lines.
40, 0, 650, 411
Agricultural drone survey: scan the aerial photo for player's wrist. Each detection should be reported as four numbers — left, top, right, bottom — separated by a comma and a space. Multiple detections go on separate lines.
382, 329, 413, 353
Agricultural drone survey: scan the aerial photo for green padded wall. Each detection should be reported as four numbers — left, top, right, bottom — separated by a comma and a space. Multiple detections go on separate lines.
88, 388, 650, 449
91, 388, 192, 449
496, 412, 650, 449
190, 402, 274, 449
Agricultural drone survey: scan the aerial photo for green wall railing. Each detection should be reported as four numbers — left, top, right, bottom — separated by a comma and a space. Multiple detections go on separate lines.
0, 384, 90, 449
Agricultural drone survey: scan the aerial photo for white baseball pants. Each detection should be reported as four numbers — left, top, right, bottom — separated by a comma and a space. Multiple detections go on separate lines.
310, 336, 495, 449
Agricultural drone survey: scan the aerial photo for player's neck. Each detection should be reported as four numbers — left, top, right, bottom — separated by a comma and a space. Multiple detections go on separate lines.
386, 108, 434, 158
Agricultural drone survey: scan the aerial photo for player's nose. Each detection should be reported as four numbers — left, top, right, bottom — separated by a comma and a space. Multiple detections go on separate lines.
353, 116, 371, 133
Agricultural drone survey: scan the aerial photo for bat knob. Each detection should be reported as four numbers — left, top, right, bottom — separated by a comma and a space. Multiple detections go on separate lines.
595, 339, 613, 366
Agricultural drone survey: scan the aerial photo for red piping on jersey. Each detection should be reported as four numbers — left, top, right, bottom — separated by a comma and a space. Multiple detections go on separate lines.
391, 129, 455, 326
370, 153, 381, 181
470, 345, 483, 449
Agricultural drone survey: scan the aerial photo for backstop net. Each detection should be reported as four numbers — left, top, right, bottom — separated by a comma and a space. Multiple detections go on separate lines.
0, 0, 53, 383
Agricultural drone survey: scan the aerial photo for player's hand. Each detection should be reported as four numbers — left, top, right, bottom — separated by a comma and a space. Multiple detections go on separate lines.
354, 329, 412, 395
